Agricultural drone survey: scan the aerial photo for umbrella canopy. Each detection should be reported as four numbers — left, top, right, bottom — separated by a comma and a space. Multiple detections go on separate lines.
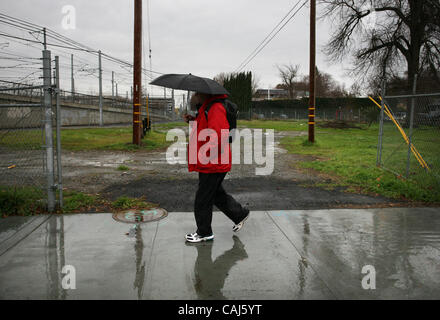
150, 73, 229, 95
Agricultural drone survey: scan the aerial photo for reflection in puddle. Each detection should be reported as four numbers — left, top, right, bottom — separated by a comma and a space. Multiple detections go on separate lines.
133, 224, 145, 299
44, 216, 66, 300
188, 236, 248, 300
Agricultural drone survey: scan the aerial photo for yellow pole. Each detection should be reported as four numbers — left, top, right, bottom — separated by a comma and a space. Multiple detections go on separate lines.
369, 96, 429, 170
378, 96, 429, 169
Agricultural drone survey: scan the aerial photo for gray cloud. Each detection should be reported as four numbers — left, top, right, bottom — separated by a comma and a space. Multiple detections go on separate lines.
0, 0, 354, 98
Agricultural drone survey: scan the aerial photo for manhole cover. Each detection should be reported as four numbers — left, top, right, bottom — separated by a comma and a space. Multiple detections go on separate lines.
112, 208, 168, 224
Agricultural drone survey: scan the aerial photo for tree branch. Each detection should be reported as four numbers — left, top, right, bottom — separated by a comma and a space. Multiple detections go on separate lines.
374, 6, 410, 26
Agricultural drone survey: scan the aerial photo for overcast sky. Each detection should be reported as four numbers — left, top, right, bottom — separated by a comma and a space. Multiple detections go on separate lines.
0, 0, 356, 98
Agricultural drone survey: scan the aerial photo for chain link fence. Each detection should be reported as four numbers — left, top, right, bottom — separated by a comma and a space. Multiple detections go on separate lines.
0, 50, 62, 213
244, 98, 376, 122
245, 106, 373, 122
377, 90, 440, 189
0, 96, 47, 187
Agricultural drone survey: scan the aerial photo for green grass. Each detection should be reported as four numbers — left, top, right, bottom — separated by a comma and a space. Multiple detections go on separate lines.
0, 129, 43, 151
62, 190, 98, 213
63, 193, 155, 213
153, 121, 187, 131
280, 123, 440, 202
60, 127, 171, 151
111, 196, 156, 210
0, 186, 45, 216
0, 122, 187, 152
63, 192, 157, 213
238, 119, 308, 131
0, 187, 159, 216
117, 165, 130, 171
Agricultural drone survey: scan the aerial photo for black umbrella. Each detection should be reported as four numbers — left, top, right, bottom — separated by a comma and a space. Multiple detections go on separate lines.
150, 73, 229, 95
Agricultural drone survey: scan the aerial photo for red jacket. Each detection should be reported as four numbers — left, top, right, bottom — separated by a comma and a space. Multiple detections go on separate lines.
188, 94, 232, 173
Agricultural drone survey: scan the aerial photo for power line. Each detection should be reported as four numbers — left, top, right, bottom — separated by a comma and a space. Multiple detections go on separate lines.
0, 13, 164, 76
0, 31, 96, 53
146, 0, 153, 79
235, 0, 303, 72
234, 0, 308, 73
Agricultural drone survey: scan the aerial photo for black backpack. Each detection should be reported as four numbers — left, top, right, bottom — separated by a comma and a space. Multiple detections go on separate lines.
204, 99, 238, 143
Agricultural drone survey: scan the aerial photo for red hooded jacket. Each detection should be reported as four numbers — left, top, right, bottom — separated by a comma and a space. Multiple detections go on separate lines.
187, 94, 232, 173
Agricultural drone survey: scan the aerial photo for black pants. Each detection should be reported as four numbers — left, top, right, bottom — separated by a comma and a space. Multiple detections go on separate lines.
194, 172, 247, 237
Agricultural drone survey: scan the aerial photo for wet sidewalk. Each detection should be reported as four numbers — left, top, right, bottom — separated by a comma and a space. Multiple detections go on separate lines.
0, 207, 439, 299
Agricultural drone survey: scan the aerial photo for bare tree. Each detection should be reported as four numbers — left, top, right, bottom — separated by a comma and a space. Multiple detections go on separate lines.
296, 67, 349, 97
321, 0, 440, 91
277, 64, 300, 99
348, 82, 362, 97
213, 72, 230, 86
251, 73, 261, 95
316, 67, 333, 97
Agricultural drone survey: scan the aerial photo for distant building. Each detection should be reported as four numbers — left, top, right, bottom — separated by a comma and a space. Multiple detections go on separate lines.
253, 88, 309, 101
295, 90, 309, 99
253, 89, 288, 101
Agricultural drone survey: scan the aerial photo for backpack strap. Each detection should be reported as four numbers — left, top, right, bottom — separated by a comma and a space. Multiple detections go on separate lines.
204, 99, 226, 121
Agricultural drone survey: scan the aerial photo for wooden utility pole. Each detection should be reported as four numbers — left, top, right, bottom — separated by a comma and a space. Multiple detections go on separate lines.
308, 0, 316, 143
133, 0, 142, 145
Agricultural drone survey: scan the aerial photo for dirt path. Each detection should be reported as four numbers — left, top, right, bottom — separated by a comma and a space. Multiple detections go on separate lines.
61, 128, 400, 211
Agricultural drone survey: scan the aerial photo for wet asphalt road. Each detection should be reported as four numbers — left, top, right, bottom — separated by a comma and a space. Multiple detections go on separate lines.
102, 175, 395, 212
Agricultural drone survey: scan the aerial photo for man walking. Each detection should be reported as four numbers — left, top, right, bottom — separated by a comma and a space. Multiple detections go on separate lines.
183, 92, 249, 243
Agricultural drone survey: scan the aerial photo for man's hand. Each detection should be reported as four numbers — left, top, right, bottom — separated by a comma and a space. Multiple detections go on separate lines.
183, 113, 196, 123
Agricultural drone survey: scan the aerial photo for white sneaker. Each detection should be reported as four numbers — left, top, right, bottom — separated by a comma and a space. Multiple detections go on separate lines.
233, 210, 250, 232
185, 232, 214, 243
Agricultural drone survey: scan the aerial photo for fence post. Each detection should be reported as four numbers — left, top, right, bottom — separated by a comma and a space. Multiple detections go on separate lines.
71, 54, 74, 102
98, 50, 103, 126
405, 74, 418, 178
55, 56, 63, 208
182, 94, 185, 112
42, 50, 56, 212
187, 90, 190, 113
112, 71, 115, 106
376, 79, 386, 167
